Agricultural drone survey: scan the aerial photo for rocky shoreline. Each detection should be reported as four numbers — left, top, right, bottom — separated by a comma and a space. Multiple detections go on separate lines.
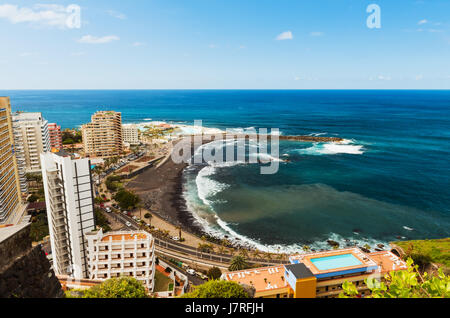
206, 133, 344, 143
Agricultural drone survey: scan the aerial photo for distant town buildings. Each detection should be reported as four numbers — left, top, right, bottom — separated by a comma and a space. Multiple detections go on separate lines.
85, 229, 156, 291
0, 97, 25, 224
41, 151, 96, 279
12, 112, 50, 173
122, 124, 139, 146
81, 111, 123, 158
222, 247, 408, 298
48, 123, 63, 150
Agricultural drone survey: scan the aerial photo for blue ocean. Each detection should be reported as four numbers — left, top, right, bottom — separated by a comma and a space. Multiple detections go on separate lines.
3, 90, 450, 251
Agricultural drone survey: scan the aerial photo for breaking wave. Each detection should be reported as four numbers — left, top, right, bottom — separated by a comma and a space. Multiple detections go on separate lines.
294, 139, 365, 155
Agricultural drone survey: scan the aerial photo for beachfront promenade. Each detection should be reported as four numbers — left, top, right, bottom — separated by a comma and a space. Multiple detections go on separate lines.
109, 210, 287, 270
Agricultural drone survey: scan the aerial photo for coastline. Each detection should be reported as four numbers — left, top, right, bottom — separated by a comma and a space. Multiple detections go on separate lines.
126, 140, 222, 245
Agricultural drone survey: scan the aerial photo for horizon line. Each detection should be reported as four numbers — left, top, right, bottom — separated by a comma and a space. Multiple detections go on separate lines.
1, 88, 449, 91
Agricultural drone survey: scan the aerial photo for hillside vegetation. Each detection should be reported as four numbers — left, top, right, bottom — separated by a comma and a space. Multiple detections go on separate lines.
394, 238, 450, 273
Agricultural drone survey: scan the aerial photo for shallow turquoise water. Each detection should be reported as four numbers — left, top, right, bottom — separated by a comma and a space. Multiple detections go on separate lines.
310, 254, 363, 271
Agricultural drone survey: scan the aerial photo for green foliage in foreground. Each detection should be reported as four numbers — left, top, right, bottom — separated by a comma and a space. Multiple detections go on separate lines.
395, 238, 450, 273
66, 277, 148, 298
339, 259, 450, 298
180, 280, 249, 298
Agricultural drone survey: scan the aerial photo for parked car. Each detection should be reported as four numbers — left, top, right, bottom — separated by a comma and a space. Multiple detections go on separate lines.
105, 207, 111, 213
186, 269, 196, 275
125, 221, 132, 227
172, 236, 180, 241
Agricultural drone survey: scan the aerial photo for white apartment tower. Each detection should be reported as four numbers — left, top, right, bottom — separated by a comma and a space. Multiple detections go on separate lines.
122, 124, 139, 145
41, 151, 96, 279
85, 229, 156, 291
13, 112, 50, 173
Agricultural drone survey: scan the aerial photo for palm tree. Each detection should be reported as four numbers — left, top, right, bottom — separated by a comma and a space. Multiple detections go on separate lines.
228, 255, 249, 271
251, 250, 262, 260
176, 226, 182, 240
137, 202, 144, 219
228, 247, 236, 257
239, 248, 249, 259
217, 245, 226, 263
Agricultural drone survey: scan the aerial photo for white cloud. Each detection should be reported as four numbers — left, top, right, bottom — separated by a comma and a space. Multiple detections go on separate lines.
370, 75, 391, 81
132, 42, 145, 47
415, 75, 423, 80
418, 19, 428, 25
78, 35, 120, 44
107, 10, 126, 20
208, 44, 218, 49
19, 52, 35, 57
310, 31, 324, 37
377, 75, 391, 81
0, 4, 79, 29
276, 31, 293, 41
71, 51, 85, 56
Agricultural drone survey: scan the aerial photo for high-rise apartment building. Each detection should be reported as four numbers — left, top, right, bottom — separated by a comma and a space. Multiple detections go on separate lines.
12, 112, 50, 173
0, 97, 24, 224
41, 151, 96, 279
48, 123, 63, 150
122, 124, 139, 145
81, 111, 123, 158
85, 229, 156, 291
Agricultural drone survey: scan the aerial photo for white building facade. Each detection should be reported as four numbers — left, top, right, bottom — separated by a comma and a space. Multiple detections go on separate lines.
13, 112, 50, 173
122, 124, 139, 145
85, 229, 155, 291
41, 152, 96, 280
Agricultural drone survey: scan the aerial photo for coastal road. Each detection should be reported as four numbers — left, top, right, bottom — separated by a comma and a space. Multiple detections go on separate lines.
107, 210, 287, 268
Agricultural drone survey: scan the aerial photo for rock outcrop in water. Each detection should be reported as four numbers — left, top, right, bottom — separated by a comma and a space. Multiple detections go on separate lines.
278, 135, 344, 142
202, 133, 344, 143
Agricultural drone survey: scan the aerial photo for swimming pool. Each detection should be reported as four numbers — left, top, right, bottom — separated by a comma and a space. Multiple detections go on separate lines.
310, 254, 363, 271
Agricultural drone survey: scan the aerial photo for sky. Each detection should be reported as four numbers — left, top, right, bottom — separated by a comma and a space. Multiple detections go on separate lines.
0, 0, 449, 89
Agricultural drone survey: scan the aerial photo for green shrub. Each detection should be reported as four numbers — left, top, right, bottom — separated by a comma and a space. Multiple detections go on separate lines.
181, 280, 249, 298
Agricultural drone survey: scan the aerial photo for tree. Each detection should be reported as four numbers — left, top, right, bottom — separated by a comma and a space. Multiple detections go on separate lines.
180, 280, 249, 298
207, 267, 222, 280
27, 194, 39, 203
229, 255, 249, 271
339, 259, 450, 298
94, 208, 111, 233
29, 213, 49, 242
113, 189, 140, 210
81, 277, 148, 298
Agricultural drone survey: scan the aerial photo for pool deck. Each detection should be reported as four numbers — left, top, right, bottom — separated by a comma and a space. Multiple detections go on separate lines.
290, 248, 379, 277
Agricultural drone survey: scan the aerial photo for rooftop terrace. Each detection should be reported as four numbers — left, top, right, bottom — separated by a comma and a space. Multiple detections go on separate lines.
222, 265, 288, 293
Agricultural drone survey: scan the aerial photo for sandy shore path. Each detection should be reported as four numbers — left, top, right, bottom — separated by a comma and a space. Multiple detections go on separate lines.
125, 140, 223, 249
